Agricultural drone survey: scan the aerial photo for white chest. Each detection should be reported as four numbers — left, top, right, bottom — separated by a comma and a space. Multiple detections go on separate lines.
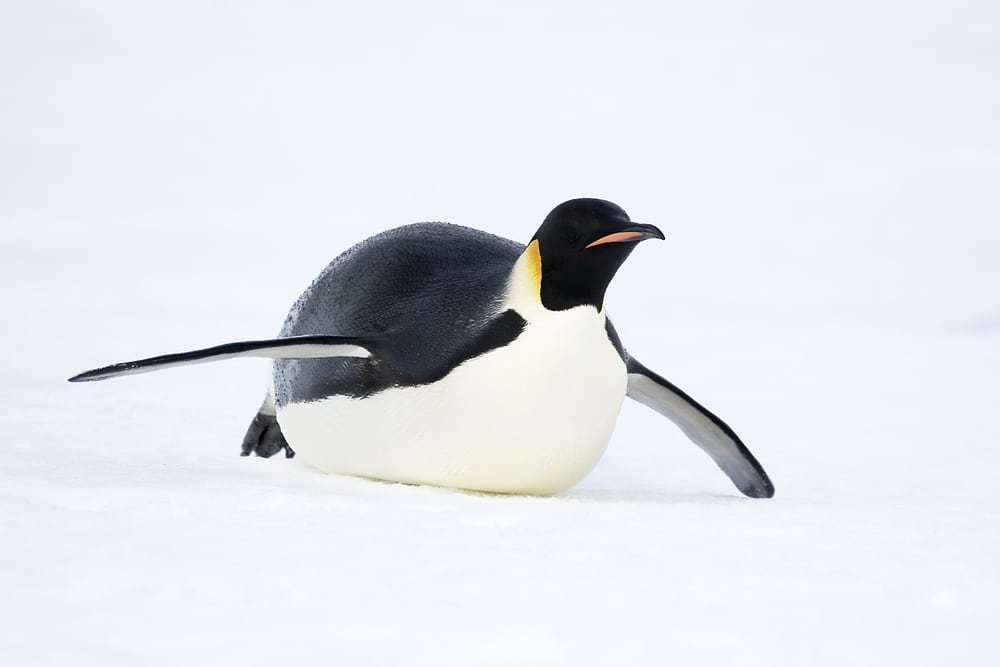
276, 306, 627, 494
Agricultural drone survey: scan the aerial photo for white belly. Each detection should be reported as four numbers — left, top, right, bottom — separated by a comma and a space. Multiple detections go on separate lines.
276, 307, 627, 495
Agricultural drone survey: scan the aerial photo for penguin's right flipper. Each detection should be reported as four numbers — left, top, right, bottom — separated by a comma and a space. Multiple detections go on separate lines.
625, 356, 775, 499
68, 335, 377, 382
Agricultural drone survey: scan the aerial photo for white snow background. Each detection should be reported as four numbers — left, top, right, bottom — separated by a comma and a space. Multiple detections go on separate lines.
2, 2, 999, 665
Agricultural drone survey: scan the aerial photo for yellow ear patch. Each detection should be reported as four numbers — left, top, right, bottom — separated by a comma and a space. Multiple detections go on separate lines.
525, 239, 542, 296
507, 239, 544, 311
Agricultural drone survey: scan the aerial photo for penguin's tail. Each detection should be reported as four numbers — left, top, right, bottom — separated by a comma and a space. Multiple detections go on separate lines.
68, 335, 376, 382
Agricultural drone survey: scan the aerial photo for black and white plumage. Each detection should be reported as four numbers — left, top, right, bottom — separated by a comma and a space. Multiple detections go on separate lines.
71, 199, 774, 498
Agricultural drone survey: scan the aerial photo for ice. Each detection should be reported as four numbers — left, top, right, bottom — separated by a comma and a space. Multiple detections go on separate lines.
2, 2, 998, 665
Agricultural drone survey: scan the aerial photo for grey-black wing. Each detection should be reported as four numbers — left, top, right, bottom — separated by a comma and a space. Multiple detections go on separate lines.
68, 335, 375, 383
625, 355, 775, 498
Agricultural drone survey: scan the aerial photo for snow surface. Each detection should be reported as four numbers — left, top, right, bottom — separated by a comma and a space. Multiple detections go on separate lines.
2, 2, 999, 665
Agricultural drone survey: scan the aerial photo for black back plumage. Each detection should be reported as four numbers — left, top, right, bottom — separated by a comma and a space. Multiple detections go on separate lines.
273, 222, 528, 405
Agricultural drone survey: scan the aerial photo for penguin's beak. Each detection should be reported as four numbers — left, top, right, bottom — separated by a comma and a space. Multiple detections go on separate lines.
585, 223, 665, 249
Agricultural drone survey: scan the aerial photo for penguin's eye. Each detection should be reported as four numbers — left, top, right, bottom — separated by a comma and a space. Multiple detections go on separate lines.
563, 228, 582, 246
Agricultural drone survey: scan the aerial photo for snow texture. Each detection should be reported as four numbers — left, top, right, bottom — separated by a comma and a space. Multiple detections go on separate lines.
2, 2, 998, 665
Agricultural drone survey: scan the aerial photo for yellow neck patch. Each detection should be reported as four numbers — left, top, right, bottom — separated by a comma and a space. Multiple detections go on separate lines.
506, 239, 544, 313
524, 239, 542, 297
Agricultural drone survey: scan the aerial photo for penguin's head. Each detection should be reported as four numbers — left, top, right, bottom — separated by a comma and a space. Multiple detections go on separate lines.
529, 198, 664, 311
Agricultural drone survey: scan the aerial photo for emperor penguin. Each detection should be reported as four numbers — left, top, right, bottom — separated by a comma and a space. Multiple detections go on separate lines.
71, 199, 774, 498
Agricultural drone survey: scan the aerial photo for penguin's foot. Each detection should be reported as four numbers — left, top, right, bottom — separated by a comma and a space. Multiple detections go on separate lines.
240, 411, 295, 459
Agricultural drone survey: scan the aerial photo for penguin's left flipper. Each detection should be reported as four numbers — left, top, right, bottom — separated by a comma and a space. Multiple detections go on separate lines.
626, 356, 775, 499
67, 335, 377, 382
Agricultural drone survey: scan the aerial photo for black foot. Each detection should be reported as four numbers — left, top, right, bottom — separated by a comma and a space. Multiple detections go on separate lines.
240, 411, 295, 459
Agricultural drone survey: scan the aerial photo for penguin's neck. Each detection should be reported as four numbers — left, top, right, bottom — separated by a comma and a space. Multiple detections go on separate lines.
505, 240, 605, 323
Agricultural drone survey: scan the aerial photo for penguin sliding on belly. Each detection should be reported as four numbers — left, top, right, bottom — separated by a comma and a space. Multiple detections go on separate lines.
70, 199, 774, 498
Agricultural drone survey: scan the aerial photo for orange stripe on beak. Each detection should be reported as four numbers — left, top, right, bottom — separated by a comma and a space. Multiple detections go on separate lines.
585, 231, 644, 248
